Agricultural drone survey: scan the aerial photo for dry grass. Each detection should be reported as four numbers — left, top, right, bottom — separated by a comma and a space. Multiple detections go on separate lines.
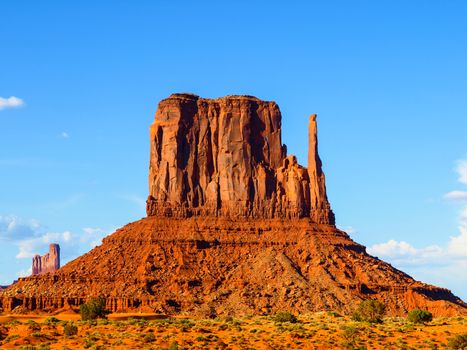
0, 312, 465, 349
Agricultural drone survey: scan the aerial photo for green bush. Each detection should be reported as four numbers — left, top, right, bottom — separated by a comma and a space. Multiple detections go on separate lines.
168, 341, 179, 350
352, 300, 386, 323
340, 325, 360, 348
83, 339, 95, 349
143, 333, 156, 343
26, 320, 41, 332
63, 322, 78, 336
273, 311, 298, 324
44, 317, 60, 325
447, 334, 467, 349
407, 309, 433, 324
80, 298, 109, 321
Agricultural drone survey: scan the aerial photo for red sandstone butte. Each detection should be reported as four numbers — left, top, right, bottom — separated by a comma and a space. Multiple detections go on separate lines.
32, 244, 60, 276
0, 94, 465, 317
146, 94, 334, 224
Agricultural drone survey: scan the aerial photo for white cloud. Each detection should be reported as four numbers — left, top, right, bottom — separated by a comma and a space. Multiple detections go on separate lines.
15, 231, 73, 259
13, 226, 111, 261
17, 267, 32, 278
0, 96, 24, 111
368, 228, 465, 266
457, 160, 467, 185
0, 215, 42, 241
367, 224, 467, 298
1, 214, 111, 262
338, 226, 357, 235
369, 159, 467, 298
60, 132, 70, 139
444, 191, 467, 201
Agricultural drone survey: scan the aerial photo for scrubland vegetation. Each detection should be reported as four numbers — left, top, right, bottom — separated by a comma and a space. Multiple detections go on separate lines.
0, 304, 466, 349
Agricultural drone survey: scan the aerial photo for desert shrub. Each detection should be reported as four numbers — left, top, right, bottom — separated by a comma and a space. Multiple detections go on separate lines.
144, 333, 156, 343
80, 298, 109, 321
31, 332, 45, 337
83, 339, 95, 349
273, 311, 298, 324
63, 322, 78, 336
447, 333, 467, 349
96, 318, 109, 326
3, 334, 20, 343
340, 324, 359, 348
407, 309, 433, 324
168, 341, 179, 350
352, 300, 386, 323
44, 316, 60, 325
26, 320, 41, 332
327, 311, 342, 317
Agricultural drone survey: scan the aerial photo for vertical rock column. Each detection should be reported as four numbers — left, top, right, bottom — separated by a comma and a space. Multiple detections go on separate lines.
308, 114, 335, 225
32, 244, 61, 276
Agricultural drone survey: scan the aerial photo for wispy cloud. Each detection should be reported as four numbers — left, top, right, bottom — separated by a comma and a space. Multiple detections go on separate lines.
1, 214, 113, 279
457, 160, 467, 185
338, 226, 357, 235
0, 215, 42, 241
0, 96, 24, 111
14, 225, 112, 261
368, 158, 467, 297
59, 131, 70, 139
16, 231, 73, 259
17, 267, 32, 278
444, 190, 467, 201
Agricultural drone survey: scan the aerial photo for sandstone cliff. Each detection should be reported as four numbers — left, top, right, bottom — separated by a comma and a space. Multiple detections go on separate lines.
146, 94, 335, 224
0, 94, 465, 317
32, 244, 60, 276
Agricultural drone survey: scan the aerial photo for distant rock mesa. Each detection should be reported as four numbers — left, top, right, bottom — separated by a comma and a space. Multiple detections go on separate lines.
32, 244, 60, 276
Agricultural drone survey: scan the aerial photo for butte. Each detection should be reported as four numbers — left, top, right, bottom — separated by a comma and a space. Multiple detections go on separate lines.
1, 93, 466, 317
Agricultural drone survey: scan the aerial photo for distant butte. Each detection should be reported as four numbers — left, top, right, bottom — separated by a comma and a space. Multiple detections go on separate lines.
0, 94, 465, 317
32, 244, 60, 276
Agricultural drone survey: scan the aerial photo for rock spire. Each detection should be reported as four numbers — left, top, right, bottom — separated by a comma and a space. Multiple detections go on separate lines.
308, 114, 335, 225
32, 244, 60, 276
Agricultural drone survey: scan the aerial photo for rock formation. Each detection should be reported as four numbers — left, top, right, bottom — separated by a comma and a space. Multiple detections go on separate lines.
0, 94, 465, 317
32, 244, 60, 276
146, 94, 334, 224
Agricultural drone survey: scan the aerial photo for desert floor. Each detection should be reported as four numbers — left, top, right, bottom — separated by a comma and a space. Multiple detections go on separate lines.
0, 312, 466, 349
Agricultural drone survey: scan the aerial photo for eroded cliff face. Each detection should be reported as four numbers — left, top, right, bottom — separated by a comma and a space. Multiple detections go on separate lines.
32, 244, 60, 276
146, 94, 335, 224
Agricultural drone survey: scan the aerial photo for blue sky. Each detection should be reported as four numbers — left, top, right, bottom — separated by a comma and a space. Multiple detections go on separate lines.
1, 1, 467, 299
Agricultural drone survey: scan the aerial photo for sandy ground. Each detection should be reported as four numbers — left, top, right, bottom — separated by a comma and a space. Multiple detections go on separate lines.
0, 312, 466, 349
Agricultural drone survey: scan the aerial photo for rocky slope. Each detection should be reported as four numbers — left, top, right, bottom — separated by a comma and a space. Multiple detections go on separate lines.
1, 216, 465, 316
1, 94, 465, 317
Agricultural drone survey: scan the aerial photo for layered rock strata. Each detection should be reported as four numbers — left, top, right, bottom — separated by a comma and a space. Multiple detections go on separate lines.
146, 94, 335, 224
0, 217, 465, 316
32, 244, 60, 276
